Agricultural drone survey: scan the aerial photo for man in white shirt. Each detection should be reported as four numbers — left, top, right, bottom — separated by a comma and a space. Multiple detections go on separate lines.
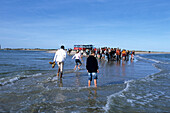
53, 45, 67, 78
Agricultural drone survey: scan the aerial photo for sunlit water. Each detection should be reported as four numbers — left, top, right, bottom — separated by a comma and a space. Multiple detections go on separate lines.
0, 50, 169, 112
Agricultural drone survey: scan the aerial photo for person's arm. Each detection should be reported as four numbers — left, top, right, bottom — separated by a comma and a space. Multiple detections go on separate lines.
63, 51, 67, 61
96, 58, 99, 73
97, 69, 99, 73
79, 54, 83, 60
86, 57, 89, 72
53, 51, 58, 62
72, 54, 75, 59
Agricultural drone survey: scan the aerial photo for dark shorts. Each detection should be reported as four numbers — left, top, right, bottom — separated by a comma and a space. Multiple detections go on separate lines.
88, 72, 98, 81
122, 54, 126, 57
75, 59, 82, 65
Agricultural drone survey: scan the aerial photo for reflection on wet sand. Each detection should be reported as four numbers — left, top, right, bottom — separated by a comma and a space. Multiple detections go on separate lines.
57, 78, 63, 87
122, 61, 126, 76
88, 88, 97, 100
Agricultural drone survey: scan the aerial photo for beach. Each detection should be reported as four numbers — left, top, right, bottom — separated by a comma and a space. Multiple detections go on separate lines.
0, 50, 170, 112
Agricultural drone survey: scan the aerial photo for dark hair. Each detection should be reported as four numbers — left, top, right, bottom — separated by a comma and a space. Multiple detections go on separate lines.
91, 50, 95, 54
61, 45, 65, 49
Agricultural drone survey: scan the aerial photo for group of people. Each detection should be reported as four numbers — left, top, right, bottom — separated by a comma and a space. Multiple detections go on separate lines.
52, 46, 135, 87
52, 45, 99, 87
91, 47, 135, 62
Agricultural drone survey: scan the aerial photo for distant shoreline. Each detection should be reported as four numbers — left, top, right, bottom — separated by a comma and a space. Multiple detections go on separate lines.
0, 48, 57, 51
135, 51, 170, 54
1, 49, 170, 55
47, 50, 170, 55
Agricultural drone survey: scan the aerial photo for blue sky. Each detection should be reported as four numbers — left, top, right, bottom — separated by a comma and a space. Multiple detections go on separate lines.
0, 0, 170, 51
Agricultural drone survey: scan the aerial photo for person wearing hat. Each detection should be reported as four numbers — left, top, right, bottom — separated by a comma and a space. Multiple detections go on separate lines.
72, 50, 82, 70
53, 45, 67, 78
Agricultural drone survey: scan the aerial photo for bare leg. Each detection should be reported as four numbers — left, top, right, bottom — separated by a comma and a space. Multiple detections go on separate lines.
57, 68, 60, 77
59, 78, 63, 87
74, 65, 77, 70
60, 72, 63, 78
94, 79, 97, 87
78, 64, 81, 69
59, 62, 63, 78
88, 80, 91, 87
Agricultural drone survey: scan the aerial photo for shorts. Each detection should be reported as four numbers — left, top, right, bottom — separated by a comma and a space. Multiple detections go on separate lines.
57, 62, 64, 72
75, 59, 82, 65
88, 72, 98, 81
102, 54, 105, 57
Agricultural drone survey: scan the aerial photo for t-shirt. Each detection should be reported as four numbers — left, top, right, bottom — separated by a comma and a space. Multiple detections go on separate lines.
72, 53, 81, 59
53, 49, 67, 62
86, 55, 99, 73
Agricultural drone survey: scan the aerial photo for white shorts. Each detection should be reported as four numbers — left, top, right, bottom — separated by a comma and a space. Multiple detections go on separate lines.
57, 62, 64, 72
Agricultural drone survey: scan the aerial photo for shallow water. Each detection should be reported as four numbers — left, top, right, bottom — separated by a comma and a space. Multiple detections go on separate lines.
0, 50, 169, 112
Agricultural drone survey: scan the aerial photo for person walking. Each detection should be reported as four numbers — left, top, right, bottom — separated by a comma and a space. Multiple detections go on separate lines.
86, 50, 99, 87
53, 45, 67, 78
72, 50, 82, 70
116, 48, 120, 61
126, 50, 130, 61
131, 50, 135, 60
122, 49, 127, 61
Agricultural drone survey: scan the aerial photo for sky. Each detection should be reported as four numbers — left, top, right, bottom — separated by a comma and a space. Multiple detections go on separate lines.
0, 0, 170, 51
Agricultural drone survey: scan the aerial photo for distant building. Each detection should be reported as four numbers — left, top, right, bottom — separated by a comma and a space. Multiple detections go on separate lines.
74, 45, 94, 51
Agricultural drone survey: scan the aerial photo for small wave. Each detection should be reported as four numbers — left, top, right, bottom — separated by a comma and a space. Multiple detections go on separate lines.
0, 73, 42, 86
136, 55, 164, 73
32, 73, 42, 77
58, 86, 90, 91
103, 80, 134, 112
0, 76, 22, 86
144, 72, 170, 82
103, 70, 169, 112
43, 82, 92, 92
35, 58, 51, 60
103, 55, 169, 112
152, 63, 162, 71
136, 55, 169, 64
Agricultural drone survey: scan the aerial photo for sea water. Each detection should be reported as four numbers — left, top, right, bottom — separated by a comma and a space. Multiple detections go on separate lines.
0, 50, 169, 112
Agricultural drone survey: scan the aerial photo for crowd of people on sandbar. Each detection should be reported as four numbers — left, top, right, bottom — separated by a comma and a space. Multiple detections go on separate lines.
50, 45, 135, 87
69, 47, 135, 62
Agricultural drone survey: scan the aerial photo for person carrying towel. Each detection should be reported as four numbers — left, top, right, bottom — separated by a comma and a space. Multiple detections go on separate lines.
53, 45, 67, 78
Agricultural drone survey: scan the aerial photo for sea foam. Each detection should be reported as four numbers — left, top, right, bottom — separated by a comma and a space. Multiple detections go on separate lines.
0, 73, 42, 86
